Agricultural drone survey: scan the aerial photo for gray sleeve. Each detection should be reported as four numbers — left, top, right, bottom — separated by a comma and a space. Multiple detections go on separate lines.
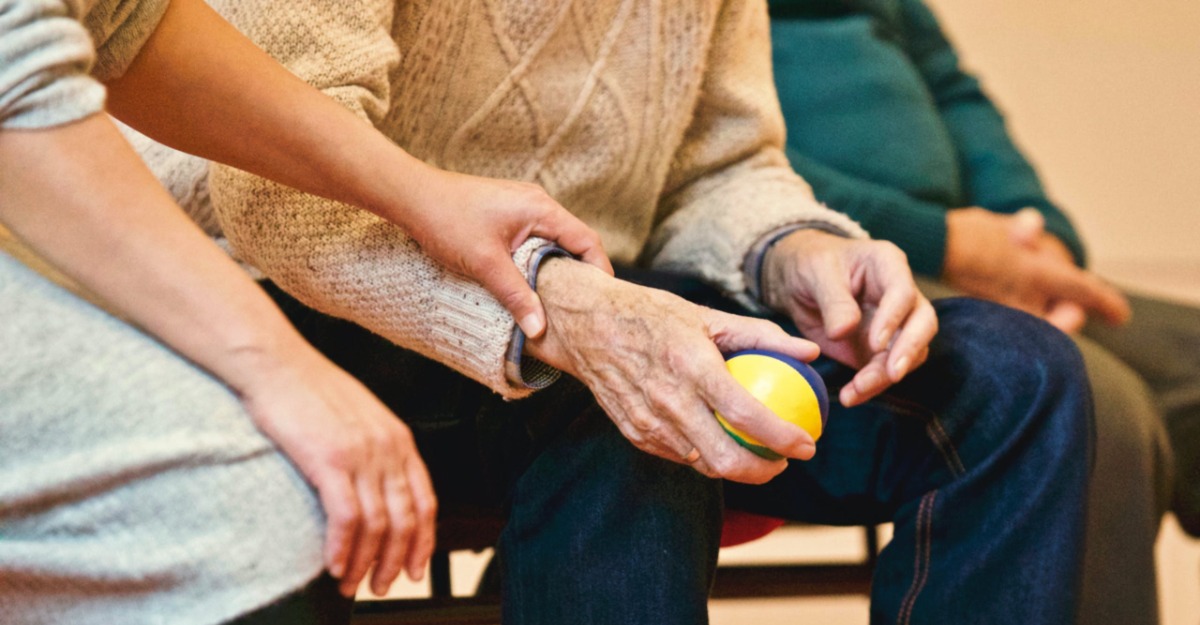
0, 0, 105, 129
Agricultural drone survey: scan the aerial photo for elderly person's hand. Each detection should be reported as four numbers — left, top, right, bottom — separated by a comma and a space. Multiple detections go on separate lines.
943, 207, 1130, 334
761, 229, 939, 407
524, 259, 820, 485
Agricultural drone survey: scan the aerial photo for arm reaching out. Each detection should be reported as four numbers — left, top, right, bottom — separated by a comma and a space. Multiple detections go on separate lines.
106, 0, 611, 338
0, 0, 453, 597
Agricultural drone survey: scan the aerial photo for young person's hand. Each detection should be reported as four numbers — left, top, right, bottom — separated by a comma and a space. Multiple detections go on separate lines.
230, 342, 437, 598
393, 166, 612, 339
0, 113, 436, 598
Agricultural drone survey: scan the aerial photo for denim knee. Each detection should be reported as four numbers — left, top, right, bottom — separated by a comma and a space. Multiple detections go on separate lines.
928, 297, 1094, 473
499, 411, 723, 625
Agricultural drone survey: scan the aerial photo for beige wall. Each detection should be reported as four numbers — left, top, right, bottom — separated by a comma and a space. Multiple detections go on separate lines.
924, 0, 1200, 280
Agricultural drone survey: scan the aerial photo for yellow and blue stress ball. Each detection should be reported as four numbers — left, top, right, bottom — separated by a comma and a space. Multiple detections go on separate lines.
718, 350, 829, 460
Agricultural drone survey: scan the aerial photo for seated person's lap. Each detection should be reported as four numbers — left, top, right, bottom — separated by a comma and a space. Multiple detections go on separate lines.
0, 252, 334, 625
262, 268, 1091, 623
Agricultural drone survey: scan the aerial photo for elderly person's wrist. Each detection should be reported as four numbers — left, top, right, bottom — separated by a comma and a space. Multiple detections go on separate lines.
503, 247, 573, 389
520, 256, 582, 377
520, 256, 620, 381
759, 228, 844, 311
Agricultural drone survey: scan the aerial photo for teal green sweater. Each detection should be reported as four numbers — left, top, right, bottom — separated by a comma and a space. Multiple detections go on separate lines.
768, 0, 1085, 276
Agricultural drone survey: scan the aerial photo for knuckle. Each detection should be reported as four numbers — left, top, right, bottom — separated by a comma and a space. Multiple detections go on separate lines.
520, 184, 553, 207
322, 446, 357, 473
706, 453, 738, 478
642, 383, 677, 416
391, 513, 415, 538
628, 408, 661, 434
363, 508, 388, 535
500, 288, 530, 311
390, 423, 415, 446
881, 240, 906, 260
368, 427, 396, 451
716, 394, 758, 431
329, 503, 361, 528
417, 497, 438, 525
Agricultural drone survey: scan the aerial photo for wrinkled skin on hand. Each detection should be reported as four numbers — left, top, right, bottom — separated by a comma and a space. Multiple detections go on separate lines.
944, 207, 1130, 334
525, 259, 821, 484
761, 229, 939, 407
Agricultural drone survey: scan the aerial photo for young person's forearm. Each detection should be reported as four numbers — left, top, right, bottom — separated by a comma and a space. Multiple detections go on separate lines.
104, 0, 423, 229
0, 113, 309, 393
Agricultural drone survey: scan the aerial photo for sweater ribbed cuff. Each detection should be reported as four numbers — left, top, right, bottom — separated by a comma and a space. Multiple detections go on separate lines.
743, 221, 857, 305
503, 243, 570, 391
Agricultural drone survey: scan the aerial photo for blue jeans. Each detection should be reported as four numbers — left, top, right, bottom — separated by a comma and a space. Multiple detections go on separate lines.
265, 271, 1093, 625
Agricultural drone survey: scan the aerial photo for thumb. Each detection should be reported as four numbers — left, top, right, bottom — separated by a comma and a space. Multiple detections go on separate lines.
1009, 208, 1045, 248
481, 262, 547, 338
1044, 301, 1088, 334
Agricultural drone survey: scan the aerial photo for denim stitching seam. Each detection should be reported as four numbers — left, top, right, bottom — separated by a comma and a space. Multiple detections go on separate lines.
867, 393, 965, 623
877, 394, 966, 477
898, 490, 937, 625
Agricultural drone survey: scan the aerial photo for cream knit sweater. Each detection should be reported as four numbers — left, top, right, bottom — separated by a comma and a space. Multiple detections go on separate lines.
133, 0, 868, 398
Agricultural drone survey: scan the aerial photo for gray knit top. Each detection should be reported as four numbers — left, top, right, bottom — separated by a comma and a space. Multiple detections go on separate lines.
0, 1, 327, 623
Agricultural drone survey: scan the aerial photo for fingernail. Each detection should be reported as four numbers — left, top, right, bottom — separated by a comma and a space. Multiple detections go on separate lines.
799, 442, 816, 458
874, 328, 893, 351
858, 370, 881, 391
892, 356, 910, 380
330, 562, 344, 579
839, 387, 858, 407
519, 313, 545, 338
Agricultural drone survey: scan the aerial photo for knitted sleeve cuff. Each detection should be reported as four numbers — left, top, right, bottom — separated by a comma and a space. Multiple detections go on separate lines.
503, 243, 571, 391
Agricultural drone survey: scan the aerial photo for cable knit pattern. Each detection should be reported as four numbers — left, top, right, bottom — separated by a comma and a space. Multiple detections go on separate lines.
132, 0, 869, 397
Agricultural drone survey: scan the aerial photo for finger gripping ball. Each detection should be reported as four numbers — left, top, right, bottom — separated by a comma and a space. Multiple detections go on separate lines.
718, 350, 829, 460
